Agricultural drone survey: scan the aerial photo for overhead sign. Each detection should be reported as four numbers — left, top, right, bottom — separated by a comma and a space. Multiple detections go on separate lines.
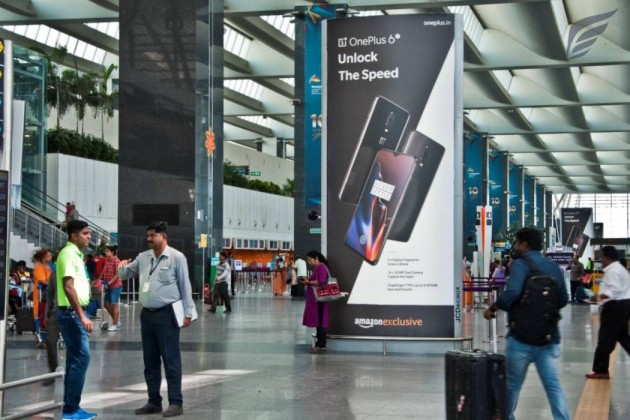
250, 171, 261, 177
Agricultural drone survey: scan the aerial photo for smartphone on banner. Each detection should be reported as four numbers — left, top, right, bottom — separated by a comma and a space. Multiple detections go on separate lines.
572, 233, 590, 257
344, 150, 417, 265
338, 96, 410, 204
388, 130, 445, 242
564, 225, 582, 248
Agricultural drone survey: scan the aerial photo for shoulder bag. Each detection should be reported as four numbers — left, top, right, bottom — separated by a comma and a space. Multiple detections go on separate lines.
312, 265, 347, 303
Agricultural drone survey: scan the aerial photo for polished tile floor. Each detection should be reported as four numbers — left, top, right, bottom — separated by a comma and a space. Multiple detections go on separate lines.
3, 287, 629, 419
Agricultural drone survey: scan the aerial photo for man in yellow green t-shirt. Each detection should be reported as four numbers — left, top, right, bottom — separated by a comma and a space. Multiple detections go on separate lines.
55, 220, 97, 420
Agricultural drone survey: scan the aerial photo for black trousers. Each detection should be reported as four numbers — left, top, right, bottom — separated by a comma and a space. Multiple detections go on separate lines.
231, 276, 236, 296
45, 316, 60, 372
592, 299, 630, 373
140, 308, 183, 407
211, 283, 231, 311
316, 303, 326, 348
570, 281, 580, 301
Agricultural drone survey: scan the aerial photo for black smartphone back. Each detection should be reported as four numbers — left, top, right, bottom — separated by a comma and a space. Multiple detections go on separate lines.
344, 150, 417, 265
389, 131, 445, 242
338, 96, 410, 204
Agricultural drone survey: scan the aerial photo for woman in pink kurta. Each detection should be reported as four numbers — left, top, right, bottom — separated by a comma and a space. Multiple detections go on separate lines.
302, 250, 330, 353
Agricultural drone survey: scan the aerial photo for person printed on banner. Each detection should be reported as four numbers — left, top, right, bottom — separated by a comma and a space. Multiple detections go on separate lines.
117, 221, 195, 417
272, 257, 287, 296
566, 255, 585, 303
483, 227, 570, 420
209, 252, 232, 313
99, 245, 122, 332
32, 248, 53, 346
585, 246, 630, 380
302, 251, 330, 354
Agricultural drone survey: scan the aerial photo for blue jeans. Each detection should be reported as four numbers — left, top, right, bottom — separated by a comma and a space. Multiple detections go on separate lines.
506, 336, 570, 420
140, 308, 183, 407
56, 308, 91, 414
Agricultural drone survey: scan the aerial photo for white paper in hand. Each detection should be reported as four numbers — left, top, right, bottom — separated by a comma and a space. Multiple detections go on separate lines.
172, 300, 198, 327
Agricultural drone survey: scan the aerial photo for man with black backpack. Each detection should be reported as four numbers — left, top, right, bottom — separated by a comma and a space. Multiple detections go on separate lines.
484, 227, 570, 420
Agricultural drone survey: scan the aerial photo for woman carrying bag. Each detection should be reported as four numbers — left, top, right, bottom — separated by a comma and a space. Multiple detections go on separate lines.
301, 250, 330, 353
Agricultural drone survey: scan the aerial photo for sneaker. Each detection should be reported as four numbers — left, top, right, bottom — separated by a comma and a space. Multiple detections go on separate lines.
162, 405, 183, 417
62, 408, 96, 420
77, 408, 97, 418
208, 309, 216, 313
107, 325, 118, 332
135, 403, 162, 415
117, 322, 122, 328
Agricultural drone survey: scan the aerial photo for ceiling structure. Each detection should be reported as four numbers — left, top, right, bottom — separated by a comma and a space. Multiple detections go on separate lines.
0, 0, 629, 194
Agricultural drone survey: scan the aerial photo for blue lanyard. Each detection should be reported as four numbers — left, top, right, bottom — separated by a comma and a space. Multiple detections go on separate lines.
149, 257, 163, 276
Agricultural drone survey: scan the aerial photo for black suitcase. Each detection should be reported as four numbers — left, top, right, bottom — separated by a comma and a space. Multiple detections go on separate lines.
445, 350, 507, 420
16, 307, 36, 334
290, 283, 304, 298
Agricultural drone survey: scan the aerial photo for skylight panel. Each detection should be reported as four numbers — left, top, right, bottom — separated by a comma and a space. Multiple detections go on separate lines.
224, 25, 252, 58
225, 79, 265, 101
261, 15, 295, 40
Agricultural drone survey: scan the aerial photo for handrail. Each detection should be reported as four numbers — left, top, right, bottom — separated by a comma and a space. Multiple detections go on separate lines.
0, 368, 65, 420
21, 179, 113, 245
12, 208, 67, 252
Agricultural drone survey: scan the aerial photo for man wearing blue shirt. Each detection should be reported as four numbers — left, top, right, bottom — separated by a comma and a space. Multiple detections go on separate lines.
118, 221, 194, 418
484, 227, 570, 420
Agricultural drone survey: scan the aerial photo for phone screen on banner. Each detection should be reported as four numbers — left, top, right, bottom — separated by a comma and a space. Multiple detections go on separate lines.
344, 151, 416, 265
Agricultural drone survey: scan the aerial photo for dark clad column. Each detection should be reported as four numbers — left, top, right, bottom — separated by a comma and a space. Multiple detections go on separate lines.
119, 0, 223, 290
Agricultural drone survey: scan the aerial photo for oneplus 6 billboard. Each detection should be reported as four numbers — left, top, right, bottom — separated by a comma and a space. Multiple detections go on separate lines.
322, 14, 462, 337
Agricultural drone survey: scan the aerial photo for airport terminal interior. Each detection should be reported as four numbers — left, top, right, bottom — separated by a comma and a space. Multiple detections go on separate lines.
1, 0, 630, 419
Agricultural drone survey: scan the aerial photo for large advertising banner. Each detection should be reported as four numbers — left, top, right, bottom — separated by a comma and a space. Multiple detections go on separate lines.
323, 14, 462, 337
561, 208, 594, 258
303, 5, 336, 207
464, 133, 484, 249
489, 150, 508, 239
508, 163, 522, 228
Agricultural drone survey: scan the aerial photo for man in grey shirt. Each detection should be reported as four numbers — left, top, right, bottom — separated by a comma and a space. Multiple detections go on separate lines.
566, 255, 585, 303
118, 221, 194, 418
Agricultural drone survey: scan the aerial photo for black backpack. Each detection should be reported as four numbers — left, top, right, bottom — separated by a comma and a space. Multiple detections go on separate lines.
509, 256, 562, 346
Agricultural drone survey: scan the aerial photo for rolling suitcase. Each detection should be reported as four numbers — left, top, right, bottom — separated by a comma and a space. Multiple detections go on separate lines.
445, 349, 507, 420
16, 307, 36, 334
